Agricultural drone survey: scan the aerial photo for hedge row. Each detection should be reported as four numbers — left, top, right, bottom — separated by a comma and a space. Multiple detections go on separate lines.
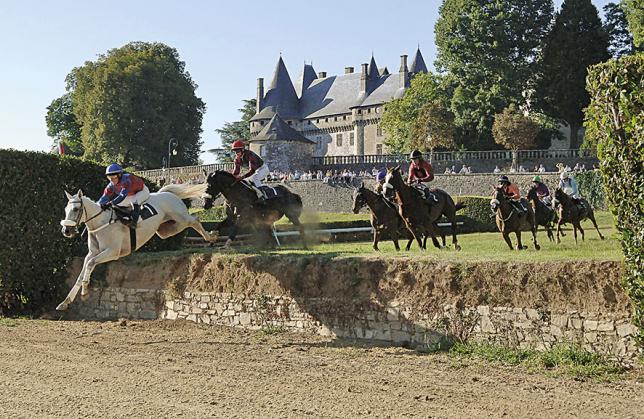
586, 53, 643, 339
0, 150, 184, 315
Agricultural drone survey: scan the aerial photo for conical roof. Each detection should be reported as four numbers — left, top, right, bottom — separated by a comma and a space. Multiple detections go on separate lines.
409, 48, 428, 74
368, 55, 380, 81
256, 56, 300, 120
250, 114, 314, 144
295, 63, 317, 98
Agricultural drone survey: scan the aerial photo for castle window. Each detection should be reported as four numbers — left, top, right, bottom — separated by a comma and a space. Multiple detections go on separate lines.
336, 133, 343, 147
287, 121, 292, 125
308, 120, 312, 125
357, 109, 362, 114
316, 137, 322, 150
376, 144, 383, 155
260, 145, 267, 157
334, 116, 338, 121
367, 108, 371, 113
325, 118, 329, 123
344, 115, 348, 120
377, 125, 383, 136
260, 121, 265, 126
349, 132, 355, 146
375, 107, 380, 114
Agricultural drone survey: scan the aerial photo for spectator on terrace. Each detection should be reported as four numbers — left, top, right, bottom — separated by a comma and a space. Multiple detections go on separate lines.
459, 164, 468, 174
509, 166, 517, 174
564, 164, 572, 172
580, 163, 586, 172
444, 167, 452, 174
538, 164, 546, 173
518, 165, 527, 173
371, 167, 378, 177
493, 166, 501, 174
467, 166, 474, 174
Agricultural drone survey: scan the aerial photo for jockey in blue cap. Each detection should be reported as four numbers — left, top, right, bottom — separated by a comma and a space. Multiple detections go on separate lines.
374, 169, 388, 195
97, 163, 149, 228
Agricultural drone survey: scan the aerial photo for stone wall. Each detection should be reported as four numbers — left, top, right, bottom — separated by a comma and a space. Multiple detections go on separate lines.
65, 255, 640, 363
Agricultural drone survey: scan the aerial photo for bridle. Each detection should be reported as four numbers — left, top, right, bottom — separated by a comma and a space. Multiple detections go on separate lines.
60, 198, 110, 233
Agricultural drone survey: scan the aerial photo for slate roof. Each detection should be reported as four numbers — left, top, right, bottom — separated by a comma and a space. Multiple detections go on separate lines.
253, 51, 427, 121
250, 114, 315, 143
409, 48, 428, 74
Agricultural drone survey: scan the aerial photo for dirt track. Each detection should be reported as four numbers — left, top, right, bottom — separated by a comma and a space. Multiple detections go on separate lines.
0, 319, 641, 418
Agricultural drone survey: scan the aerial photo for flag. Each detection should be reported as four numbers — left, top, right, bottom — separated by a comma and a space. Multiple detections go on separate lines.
58, 141, 65, 155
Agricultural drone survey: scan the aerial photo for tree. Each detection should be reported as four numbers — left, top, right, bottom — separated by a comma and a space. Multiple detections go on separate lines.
214, 99, 256, 162
622, 0, 643, 48
537, 0, 609, 149
380, 72, 449, 153
54, 42, 205, 169
434, 0, 554, 148
492, 106, 541, 169
45, 93, 83, 155
604, 2, 636, 58
409, 100, 456, 162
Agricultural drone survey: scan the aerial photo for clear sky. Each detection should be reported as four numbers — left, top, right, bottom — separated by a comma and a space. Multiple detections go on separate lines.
0, 0, 613, 166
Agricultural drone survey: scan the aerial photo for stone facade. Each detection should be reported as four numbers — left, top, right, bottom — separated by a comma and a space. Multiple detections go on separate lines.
249, 139, 314, 173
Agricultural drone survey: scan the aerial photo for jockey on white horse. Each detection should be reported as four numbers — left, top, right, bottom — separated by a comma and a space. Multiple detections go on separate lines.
98, 163, 149, 228
57, 182, 215, 311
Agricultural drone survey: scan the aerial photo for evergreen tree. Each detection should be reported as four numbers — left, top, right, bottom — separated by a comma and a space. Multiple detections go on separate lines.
622, 0, 643, 48
604, 2, 636, 58
537, 0, 609, 148
214, 99, 256, 162
434, 0, 553, 149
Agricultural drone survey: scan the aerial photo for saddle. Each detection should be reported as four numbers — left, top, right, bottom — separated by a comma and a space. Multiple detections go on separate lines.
240, 180, 281, 201
112, 203, 157, 226
411, 184, 438, 204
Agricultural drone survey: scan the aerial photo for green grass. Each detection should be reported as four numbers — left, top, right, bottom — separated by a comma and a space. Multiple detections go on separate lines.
449, 342, 626, 380
0, 317, 19, 327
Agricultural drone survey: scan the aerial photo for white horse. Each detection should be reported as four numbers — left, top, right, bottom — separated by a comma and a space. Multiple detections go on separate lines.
57, 183, 215, 310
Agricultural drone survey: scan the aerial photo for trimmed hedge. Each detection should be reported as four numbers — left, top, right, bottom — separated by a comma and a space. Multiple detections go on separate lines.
577, 170, 606, 210
454, 196, 497, 233
586, 53, 643, 339
0, 150, 184, 315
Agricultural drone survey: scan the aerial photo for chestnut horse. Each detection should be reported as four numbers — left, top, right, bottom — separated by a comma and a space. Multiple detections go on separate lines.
352, 183, 411, 251
490, 186, 540, 250
383, 166, 464, 250
553, 188, 604, 244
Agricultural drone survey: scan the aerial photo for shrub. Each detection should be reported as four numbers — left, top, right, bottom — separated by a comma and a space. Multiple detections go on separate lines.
585, 53, 643, 339
454, 196, 497, 233
0, 150, 184, 315
576, 170, 607, 210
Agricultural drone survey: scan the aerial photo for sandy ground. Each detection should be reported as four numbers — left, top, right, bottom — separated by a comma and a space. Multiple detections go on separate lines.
0, 319, 641, 419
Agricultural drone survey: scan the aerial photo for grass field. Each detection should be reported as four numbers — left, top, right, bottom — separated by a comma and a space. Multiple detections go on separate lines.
198, 211, 621, 263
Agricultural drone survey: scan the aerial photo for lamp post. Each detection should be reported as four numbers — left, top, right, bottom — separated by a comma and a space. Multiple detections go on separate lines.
167, 138, 179, 168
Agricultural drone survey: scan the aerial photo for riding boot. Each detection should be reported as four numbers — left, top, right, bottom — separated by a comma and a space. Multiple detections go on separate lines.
130, 203, 140, 229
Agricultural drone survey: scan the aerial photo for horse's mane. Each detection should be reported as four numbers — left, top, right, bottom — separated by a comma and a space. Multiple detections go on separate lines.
214, 170, 235, 179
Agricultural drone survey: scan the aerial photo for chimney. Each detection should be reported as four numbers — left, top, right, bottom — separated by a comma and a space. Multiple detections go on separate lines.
317, 71, 327, 78
399, 55, 409, 89
345, 66, 354, 74
256, 78, 264, 114
360, 63, 368, 92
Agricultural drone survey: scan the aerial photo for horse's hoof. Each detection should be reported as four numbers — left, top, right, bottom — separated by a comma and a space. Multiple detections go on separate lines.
535, 244, 541, 250
56, 301, 69, 311
454, 244, 461, 251
80, 292, 90, 302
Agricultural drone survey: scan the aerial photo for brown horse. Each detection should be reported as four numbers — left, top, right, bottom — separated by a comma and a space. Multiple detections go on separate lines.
352, 183, 411, 251
491, 187, 540, 250
384, 166, 464, 250
553, 188, 604, 244
526, 186, 556, 242
203, 170, 306, 248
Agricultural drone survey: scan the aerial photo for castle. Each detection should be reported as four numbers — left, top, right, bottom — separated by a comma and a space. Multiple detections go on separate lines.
248, 49, 428, 171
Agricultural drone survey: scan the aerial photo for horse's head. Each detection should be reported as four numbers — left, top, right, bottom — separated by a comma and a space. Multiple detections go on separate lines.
382, 166, 401, 199
527, 185, 538, 201
203, 171, 234, 209
554, 187, 566, 201
352, 182, 367, 214
490, 186, 505, 212
60, 190, 86, 238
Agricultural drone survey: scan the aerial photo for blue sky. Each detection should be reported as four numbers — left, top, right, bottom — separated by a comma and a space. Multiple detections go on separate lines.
0, 0, 613, 166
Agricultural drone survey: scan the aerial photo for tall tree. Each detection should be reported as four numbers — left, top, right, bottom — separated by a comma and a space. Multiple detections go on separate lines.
492, 106, 541, 169
45, 93, 83, 155
604, 2, 636, 58
214, 99, 256, 162
55, 42, 205, 169
381, 72, 450, 153
622, 0, 643, 48
434, 0, 553, 149
537, 0, 609, 148
409, 100, 456, 161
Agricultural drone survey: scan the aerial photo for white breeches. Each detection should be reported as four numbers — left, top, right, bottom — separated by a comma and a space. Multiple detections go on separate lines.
117, 186, 150, 208
250, 164, 270, 188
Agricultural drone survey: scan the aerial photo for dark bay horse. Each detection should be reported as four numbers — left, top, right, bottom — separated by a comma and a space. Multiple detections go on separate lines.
203, 171, 306, 248
352, 183, 411, 251
384, 167, 464, 250
490, 187, 540, 250
553, 188, 604, 244
526, 186, 556, 242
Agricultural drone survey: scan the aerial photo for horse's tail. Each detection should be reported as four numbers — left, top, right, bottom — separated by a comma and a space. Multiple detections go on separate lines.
455, 202, 467, 212
158, 183, 208, 200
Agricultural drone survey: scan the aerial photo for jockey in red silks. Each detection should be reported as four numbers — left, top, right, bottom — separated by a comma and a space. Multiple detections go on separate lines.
97, 163, 149, 227
498, 175, 527, 215
231, 139, 270, 202
407, 150, 438, 203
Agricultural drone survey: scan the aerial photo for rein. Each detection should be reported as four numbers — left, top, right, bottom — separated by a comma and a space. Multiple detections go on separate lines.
62, 198, 112, 233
